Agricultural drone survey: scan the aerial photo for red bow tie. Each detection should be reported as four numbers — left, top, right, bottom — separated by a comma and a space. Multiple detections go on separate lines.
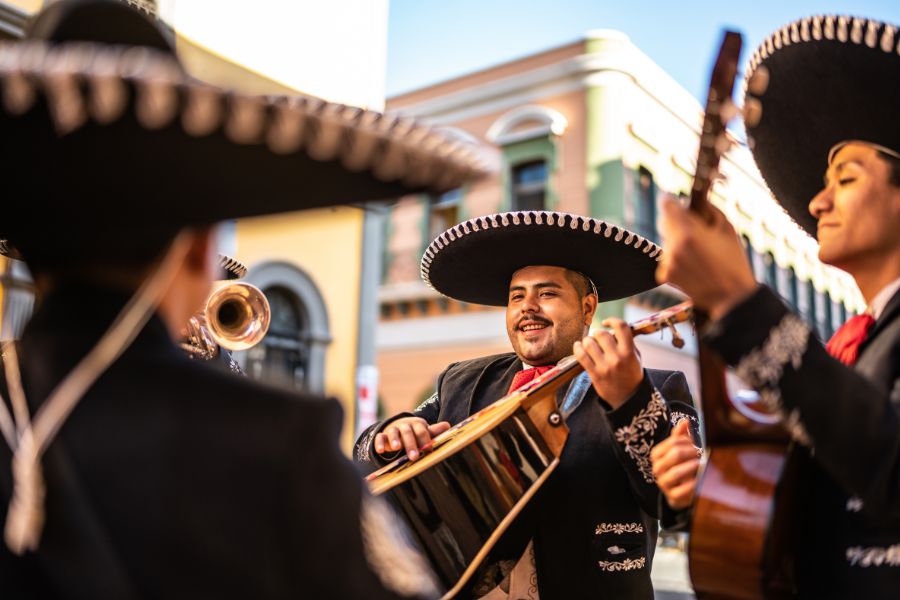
826, 314, 876, 366
508, 365, 554, 394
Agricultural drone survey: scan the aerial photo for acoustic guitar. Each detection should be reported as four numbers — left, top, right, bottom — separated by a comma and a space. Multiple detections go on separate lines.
684, 31, 797, 599
366, 302, 692, 599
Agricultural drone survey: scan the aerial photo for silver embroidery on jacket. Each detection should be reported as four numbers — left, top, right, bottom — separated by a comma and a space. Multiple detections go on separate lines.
735, 314, 812, 447
595, 522, 645, 536
598, 557, 646, 571
614, 389, 667, 483
360, 495, 441, 596
416, 392, 440, 412
669, 411, 698, 429
846, 544, 900, 567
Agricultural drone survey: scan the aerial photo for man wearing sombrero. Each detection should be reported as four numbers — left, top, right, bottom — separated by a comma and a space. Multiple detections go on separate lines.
652, 14, 900, 597
356, 211, 699, 598
0, 0, 488, 597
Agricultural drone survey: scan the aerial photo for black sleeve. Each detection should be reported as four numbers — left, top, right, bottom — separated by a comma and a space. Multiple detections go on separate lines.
285, 399, 440, 599
704, 285, 900, 519
602, 370, 700, 519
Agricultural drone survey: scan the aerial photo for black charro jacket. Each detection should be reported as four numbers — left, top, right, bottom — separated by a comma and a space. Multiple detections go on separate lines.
356, 352, 698, 599
0, 284, 437, 600
706, 285, 900, 599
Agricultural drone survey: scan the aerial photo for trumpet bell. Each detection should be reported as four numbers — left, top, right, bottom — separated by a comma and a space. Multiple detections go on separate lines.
206, 282, 271, 351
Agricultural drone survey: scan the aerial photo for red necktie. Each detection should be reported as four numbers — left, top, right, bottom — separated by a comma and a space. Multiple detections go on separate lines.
826, 314, 876, 366
508, 365, 554, 394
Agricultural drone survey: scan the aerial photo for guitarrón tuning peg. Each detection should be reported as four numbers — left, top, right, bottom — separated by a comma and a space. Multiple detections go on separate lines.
667, 321, 685, 349
714, 134, 732, 157
719, 99, 739, 123
743, 98, 763, 127
747, 65, 770, 96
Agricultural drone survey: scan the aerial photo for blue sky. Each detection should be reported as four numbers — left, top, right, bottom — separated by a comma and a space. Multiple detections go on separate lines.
387, 0, 900, 102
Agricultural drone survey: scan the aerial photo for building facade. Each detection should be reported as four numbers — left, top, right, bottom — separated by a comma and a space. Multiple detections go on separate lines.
375, 30, 863, 418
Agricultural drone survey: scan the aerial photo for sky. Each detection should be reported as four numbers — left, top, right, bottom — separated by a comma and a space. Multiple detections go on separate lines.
386, 0, 900, 103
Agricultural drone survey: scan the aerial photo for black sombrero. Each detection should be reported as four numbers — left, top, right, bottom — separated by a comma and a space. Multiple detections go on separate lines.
744, 15, 900, 236
421, 211, 662, 306
0, 239, 247, 280
1, 0, 490, 267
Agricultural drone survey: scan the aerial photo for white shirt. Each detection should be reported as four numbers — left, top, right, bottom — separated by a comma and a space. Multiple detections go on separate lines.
868, 277, 900, 320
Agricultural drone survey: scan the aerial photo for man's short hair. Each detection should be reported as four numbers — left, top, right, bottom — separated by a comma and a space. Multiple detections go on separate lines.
565, 269, 596, 299
877, 150, 900, 188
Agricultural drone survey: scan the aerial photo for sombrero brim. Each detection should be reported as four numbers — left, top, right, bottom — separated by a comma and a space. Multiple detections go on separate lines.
421, 211, 662, 306
744, 15, 900, 236
0, 41, 491, 247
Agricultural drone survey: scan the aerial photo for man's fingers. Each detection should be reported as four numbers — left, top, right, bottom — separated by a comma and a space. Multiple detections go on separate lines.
592, 331, 618, 361
657, 458, 700, 493
397, 424, 420, 460
428, 421, 451, 436
574, 338, 598, 370
374, 432, 386, 454
600, 318, 635, 354
412, 422, 432, 450
673, 418, 692, 438
651, 442, 700, 478
666, 479, 698, 510
385, 427, 403, 451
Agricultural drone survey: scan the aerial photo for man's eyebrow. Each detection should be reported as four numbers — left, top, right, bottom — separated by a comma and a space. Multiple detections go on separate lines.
508, 282, 564, 293
825, 159, 864, 185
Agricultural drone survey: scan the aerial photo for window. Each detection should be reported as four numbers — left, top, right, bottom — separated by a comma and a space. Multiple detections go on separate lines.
427, 188, 462, 242
778, 266, 799, 310
741, 235, 754, 277
814, 289, 828, 340
510, 160, 547, 212
245, 286, 310, 390
763, 252, 777, 289
635, 167, 657, 242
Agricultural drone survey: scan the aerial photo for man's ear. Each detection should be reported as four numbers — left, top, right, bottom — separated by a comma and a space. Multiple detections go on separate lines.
183, 226, 217, 279
583, 294, 598, 327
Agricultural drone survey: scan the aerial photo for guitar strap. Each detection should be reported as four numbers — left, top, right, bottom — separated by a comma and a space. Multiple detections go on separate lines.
559, 371, 592, 420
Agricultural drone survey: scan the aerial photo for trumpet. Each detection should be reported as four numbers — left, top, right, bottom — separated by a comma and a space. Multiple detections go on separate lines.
184, 283, 271, 357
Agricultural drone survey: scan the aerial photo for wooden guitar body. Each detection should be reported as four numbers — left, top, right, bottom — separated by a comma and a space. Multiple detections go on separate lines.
690, 444, 797, 599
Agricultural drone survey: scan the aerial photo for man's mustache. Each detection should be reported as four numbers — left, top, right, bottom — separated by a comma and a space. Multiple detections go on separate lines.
517, 315, 552, 329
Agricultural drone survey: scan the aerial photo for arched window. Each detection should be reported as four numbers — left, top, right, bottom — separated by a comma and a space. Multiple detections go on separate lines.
763, 252, 777, 289
239, 262, 331, 394
245, 286, 309, 389
511, 160, 547, 212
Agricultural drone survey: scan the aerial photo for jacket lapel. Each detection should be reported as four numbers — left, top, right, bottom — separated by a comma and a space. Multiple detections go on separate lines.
467, 355, 521, 414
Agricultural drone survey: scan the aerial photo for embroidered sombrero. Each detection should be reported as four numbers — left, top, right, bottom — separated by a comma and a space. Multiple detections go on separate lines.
0, 0, 490, 267
0, 240, 247, 280
421, 211, 662, 306
744, 15, 900, 236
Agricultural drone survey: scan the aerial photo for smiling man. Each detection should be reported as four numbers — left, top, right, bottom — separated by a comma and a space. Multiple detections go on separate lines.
651, 14, 900, 598
356, 211, 698, 599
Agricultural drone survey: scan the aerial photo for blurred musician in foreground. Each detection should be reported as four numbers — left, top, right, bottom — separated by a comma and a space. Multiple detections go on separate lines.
0, 1, 486, 597
652, 15, 900, 597
356, 211, 699, 598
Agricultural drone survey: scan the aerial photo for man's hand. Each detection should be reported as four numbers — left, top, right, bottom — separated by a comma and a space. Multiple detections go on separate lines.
651, 419, 701, 510
573, 318, 644, 409
374, 417, 451, 461
656, 196, 758, 321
